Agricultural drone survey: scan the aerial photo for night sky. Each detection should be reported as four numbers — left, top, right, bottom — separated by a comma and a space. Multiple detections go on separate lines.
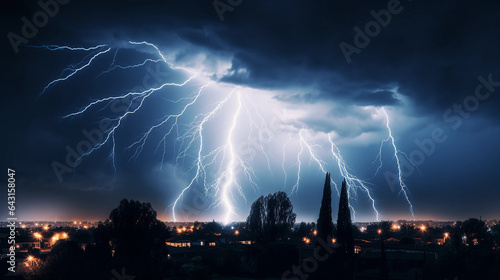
2, 0, 500, 223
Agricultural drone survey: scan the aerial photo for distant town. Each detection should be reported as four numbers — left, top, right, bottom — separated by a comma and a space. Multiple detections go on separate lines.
2, 217, 499, 279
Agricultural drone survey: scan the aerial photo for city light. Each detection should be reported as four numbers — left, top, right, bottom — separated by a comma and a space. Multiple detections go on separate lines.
378, 229, 382, 235
43, 226, 49, 231
420, 226, 426, 232
360, 227, 366, 233
444, 232, 449, 243
332, 238, 336, 243
33, 232, 42, 240
26, 255, 35, 267
50, 232, 69, 245
235, 230, 239, 235
313, 230, 317, 236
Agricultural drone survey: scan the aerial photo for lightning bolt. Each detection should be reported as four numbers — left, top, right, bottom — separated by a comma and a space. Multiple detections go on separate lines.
39, 45, 111, 97
282, 134, 292, 190
219, 91, 243, 224
172, 89, 261, 224
290, 129, 340, 196
290, 130, 305, 195
286, 129, 380, 221
26, 44, 107, 51
99, 56, 163, 78
295, 129, 334, 194
374, 107, 415, 219
328, 134, 379, 221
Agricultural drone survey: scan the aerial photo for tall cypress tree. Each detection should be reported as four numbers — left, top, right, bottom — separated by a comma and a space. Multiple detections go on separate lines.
314, 173, 335, 280
317, 172, 333, 244
337, 178, 354, 257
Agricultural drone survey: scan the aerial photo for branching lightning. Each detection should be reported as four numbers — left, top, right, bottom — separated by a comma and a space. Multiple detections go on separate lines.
374, 108, 415, 219
328, 134, 379, 221
37, 41, 264, 223
284, 129, 379, 220
39, 45, 111, 97
34, 40, 415, 223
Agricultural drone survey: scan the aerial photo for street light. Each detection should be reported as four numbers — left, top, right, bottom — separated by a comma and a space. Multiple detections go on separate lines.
420, 226, 427, 244
33, 232, 42, 239
26, 255, 34, 267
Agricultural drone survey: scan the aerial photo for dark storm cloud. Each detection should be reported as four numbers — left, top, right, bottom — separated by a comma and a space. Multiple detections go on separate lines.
4, 0, 498, 111
353, 90, 401, 106
16, 0, 496, 118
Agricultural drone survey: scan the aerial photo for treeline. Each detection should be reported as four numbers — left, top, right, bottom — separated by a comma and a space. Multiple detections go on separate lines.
23, 199, 171, 280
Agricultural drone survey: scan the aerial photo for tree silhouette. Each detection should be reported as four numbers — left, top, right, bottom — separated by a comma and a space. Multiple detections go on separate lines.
492, 224, 500, 247
337, 179, 354, 256
310, 173, 336, 280
83, 222, 112, 279
27, 240, 85, 280
247, 195, 265, 241
108, 199, 170, 279
317, 172, 334, 244
246, 191, 296, 242
460, 218, 492, 247
205, 219, 223, 235
336, 178, 354, 280
437, 218, 499, 279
